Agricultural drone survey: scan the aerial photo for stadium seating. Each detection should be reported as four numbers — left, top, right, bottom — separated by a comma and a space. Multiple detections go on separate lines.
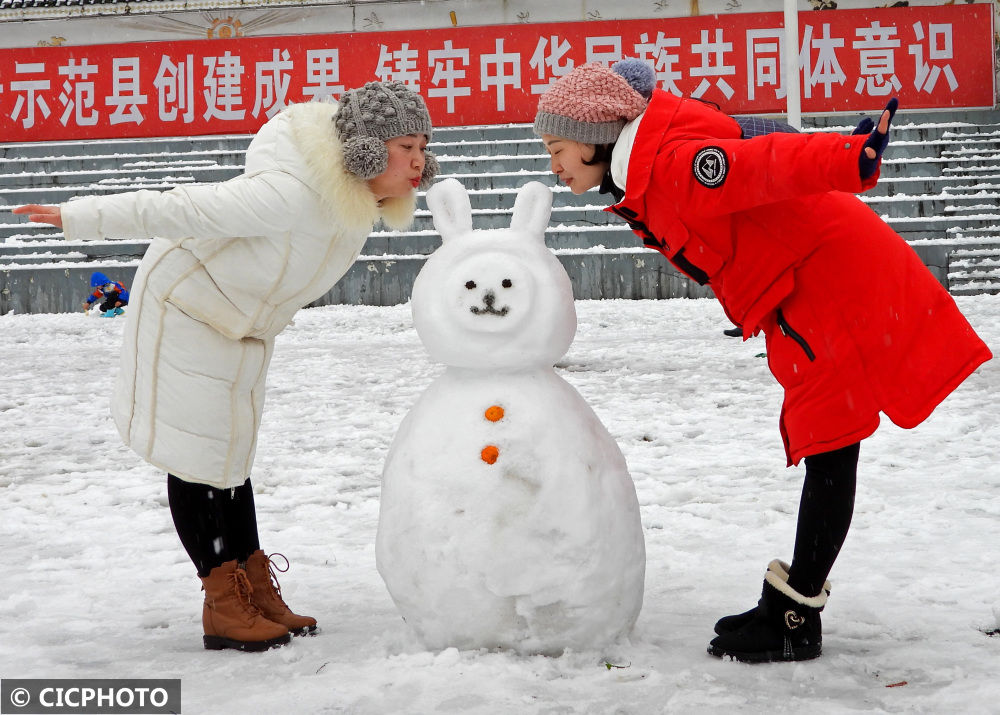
1, 110, 998, 313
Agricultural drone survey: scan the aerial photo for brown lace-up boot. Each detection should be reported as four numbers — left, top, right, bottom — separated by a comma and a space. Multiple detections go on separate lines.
200, 559, 290, 651
244, 550, 318, 636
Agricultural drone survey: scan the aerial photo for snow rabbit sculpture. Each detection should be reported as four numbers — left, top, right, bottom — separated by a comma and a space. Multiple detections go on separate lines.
376, 178, 646, 655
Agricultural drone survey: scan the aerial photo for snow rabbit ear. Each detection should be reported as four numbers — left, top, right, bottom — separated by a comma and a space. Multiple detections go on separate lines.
509, 181, 552, 243
426, 177, 473, 243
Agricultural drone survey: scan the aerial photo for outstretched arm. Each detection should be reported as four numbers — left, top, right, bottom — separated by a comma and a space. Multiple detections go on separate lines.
16, 171, 314, 243
651, 97, 900, 219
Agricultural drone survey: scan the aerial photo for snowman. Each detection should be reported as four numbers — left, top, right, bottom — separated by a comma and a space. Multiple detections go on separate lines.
376, 178, 645, 655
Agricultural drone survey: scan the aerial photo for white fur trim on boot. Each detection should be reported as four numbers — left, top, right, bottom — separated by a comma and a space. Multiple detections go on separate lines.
767, 559, 832, 596
764, 570, 829, 609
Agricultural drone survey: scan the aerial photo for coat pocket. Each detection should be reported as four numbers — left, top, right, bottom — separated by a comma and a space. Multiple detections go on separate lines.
146, 250, 255, 341
776, 309, 816, 362
766, 308, 818, 391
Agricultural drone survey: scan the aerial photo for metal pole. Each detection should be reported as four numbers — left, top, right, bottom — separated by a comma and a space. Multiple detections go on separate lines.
784, 0, 802, 129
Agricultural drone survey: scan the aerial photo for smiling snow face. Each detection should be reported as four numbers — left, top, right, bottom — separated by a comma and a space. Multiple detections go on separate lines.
413, 179, 577, 370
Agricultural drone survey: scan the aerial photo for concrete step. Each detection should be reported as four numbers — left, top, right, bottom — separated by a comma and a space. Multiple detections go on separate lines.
865, 174, 1000, 198
948, 246, 1000, 295
943, 165, 1000, 178
879, 154, 1000, 178
950, 248, 1000, 269
433, 124, 543, 143
3, 166, 993, 210
949, 282, 1000, 296
0, 170, 229, 190
440, 171, 558, 191
3, 162, 993, 200
402, 203, 625, 233
0, 122, 530, 158
0, 193, 958, 235
9, 223, 995, 268
363, 224, 642, 256
885, 215, 1000, 240
860, 189, 1000, 218
3, 196, 997, 245
1, 251, 91, 265
0, 224, 646, 263
0, 245, 713, 314
433, 138, 546, 158
0, 238, 150, 260
0, 135, 253, 160
1, 177, 208, 195
0, 150, 247, 175
918, 227, 1000, 245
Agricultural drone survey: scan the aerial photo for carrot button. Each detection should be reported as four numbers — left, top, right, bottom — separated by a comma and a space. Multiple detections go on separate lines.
481, 445, 499, 464
485, 405, 505, 422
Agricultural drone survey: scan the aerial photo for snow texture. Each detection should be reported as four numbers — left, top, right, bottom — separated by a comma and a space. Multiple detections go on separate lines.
376, 180, 644, 654
1, 292, 998, 714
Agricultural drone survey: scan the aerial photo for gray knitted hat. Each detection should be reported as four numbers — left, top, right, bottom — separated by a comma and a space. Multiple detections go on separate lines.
534, 59, 656, 144
335, 81, 439, 189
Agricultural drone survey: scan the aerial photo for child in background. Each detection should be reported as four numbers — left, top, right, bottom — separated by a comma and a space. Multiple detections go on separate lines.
533, 59, 992, 663
83, 271, 129, 317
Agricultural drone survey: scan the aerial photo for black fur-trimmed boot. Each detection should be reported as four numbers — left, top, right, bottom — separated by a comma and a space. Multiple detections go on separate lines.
708, 568, 827, 663
713, 559, 831, 635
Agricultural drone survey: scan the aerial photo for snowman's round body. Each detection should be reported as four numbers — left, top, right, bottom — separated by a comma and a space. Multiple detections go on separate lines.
378, 367, 645, 654
375, 179, 645, 655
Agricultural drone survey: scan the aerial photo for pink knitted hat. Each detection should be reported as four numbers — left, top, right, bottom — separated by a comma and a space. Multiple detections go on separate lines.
534, 59, 655, 144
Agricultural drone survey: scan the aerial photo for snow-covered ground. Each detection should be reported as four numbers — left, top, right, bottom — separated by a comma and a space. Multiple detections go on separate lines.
1, 296, 998, 714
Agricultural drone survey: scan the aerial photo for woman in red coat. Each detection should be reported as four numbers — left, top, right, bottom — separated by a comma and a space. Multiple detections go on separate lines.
534, 59, 992, 663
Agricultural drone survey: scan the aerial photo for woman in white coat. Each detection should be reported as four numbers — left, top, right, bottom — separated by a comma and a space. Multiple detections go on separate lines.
14, 81, 438, 652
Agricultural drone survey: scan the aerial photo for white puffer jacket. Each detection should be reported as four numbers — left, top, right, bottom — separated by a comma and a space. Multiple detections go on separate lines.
62, 101, 418, 487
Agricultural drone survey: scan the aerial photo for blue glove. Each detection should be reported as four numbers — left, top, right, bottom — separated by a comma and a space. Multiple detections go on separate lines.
858, 98, 898, 180
851, 117, 874, 135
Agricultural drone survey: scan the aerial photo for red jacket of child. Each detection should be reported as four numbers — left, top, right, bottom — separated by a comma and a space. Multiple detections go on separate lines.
606, 89, 992, 465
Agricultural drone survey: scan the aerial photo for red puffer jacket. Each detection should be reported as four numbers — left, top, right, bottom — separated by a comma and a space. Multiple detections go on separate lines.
607, 90, 992, 465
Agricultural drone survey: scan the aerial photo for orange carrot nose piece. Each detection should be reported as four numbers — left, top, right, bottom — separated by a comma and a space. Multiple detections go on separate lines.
481, 445, 499, 464
484, 405, 505, 422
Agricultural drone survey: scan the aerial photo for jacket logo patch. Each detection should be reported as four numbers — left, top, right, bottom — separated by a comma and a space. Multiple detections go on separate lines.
693, 146, 728, 188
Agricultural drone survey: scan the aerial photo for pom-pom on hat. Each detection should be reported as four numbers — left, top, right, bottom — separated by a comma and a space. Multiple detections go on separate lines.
534, 58, 656, 144
334, 81, 438, 187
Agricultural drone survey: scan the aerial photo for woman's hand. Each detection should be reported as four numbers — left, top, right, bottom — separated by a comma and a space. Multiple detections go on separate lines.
12, 204, 63, 228
858, 98, 898, 180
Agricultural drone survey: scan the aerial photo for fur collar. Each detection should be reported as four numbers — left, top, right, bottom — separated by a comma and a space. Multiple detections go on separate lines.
286, 101, 417, 233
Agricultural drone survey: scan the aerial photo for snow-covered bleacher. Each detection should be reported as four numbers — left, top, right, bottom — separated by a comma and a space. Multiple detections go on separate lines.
2, 110, 999, 313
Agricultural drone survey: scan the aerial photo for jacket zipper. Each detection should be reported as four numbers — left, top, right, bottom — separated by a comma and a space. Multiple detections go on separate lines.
775, 309, 816, 362
607, 205, 713, 285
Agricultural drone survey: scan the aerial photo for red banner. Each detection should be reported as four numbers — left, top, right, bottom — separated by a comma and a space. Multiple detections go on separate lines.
0, 4, 993, 142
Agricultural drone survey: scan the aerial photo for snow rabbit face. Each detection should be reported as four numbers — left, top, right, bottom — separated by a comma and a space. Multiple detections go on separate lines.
412, 178, 577, 369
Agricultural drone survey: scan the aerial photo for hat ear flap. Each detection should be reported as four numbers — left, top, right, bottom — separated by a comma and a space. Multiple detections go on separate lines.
418, 150, 439, 191
343, 136, 388, 179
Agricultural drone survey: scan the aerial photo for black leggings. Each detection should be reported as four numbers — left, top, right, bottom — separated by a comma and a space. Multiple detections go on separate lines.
167, 474, 261, 577
787, 443, 859, 597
